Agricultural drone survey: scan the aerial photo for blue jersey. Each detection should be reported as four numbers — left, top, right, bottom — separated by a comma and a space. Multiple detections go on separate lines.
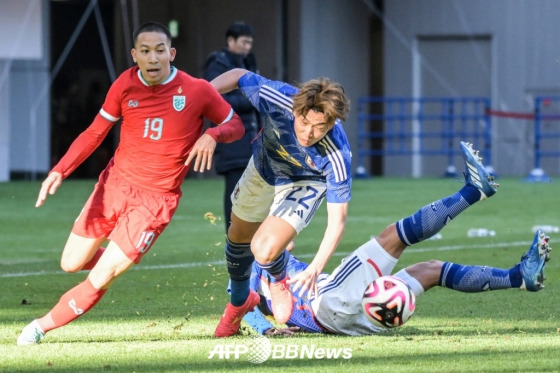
238, 72, 352, 203
245, 255, 327, 334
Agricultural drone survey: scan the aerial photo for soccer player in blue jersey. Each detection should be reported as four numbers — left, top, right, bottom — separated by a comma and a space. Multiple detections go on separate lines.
207, 68, 351, 337
239, 143, 551, 336
244, 229, 550, 336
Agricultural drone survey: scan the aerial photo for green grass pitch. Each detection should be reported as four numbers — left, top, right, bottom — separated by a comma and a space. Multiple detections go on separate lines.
1, 177, 558, 372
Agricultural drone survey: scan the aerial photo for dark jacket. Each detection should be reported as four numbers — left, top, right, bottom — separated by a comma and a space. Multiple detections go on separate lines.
204, 49, 261, 174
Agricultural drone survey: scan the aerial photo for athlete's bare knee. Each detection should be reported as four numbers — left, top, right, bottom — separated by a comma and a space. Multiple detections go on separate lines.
251, 236, 282, 264
60, 250, 88, 272
60, 258, 82, 273
425, 259, 444, 269
60, 234, 105, 273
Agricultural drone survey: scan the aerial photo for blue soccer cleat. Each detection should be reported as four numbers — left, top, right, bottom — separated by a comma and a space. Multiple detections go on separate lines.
520, 230, 552, 292
460, 141, 499, 200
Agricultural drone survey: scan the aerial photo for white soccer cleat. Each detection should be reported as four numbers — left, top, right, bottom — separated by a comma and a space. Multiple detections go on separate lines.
17, 320, 45, 346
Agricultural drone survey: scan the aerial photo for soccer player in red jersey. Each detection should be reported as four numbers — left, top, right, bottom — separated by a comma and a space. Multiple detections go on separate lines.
17, 21, 244, 345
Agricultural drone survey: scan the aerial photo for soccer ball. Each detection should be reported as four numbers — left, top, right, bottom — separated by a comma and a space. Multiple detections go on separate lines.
361, 275, 416, 329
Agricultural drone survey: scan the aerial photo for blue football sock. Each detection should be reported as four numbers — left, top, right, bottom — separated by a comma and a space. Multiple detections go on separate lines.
229, 279, 250, 307
459, 183, 483, 205
257, 250, 289, 282
396, 184, 477, 245
440, 262, 522, 291
225, 238, 254, 306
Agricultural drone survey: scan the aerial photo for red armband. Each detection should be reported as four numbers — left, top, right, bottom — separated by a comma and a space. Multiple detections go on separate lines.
204, 112, 245, 143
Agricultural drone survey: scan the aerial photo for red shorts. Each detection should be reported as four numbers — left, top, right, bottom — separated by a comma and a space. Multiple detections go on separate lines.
72, 165, 181, 264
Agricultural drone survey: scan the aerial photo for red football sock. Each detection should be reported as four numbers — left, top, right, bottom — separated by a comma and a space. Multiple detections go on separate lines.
36, 277, 107, 333
82, 247, 105, 270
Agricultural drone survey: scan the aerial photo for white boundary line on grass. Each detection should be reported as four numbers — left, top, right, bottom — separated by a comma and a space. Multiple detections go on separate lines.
0, 240, 530, 278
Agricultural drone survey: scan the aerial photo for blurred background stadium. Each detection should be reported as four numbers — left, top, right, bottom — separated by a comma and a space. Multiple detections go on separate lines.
1, 0, 560, 181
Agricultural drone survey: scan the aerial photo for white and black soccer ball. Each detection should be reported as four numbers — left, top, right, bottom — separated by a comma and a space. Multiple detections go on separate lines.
361, 275, 416, 329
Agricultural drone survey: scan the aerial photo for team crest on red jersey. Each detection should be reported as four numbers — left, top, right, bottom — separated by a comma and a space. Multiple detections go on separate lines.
173, 95, 186, 111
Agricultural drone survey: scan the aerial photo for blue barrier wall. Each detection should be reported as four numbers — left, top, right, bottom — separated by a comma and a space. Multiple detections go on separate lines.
357, 97, 492, 178
527, 96, 560, 182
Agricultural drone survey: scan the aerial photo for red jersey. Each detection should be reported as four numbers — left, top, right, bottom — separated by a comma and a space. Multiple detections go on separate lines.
53, 66, 235, 193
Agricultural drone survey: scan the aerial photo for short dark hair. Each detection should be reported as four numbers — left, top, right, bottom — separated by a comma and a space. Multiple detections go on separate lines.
133, 21, 172, 46
225, 22, 254, 40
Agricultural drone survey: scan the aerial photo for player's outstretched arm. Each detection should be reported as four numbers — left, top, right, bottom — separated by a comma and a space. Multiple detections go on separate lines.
36, 172, 63, 207
265, 326, 301, 336
38, 114, 115, 202
210, 68, 248, 94
243, 305, 275, 335
243, 305, 300, 336
288, 202, 348, 297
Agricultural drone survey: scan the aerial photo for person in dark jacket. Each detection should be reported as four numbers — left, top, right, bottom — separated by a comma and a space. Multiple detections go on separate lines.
204, 22, 261, 233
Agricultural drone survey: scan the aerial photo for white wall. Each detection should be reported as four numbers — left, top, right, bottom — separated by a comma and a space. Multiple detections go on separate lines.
0, 0, 43, 59
10, 61, 51, 177
0, 61, 9, 181
299, 0, 371, 173
384, 0, 560, 176
0, 0, 50, 180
